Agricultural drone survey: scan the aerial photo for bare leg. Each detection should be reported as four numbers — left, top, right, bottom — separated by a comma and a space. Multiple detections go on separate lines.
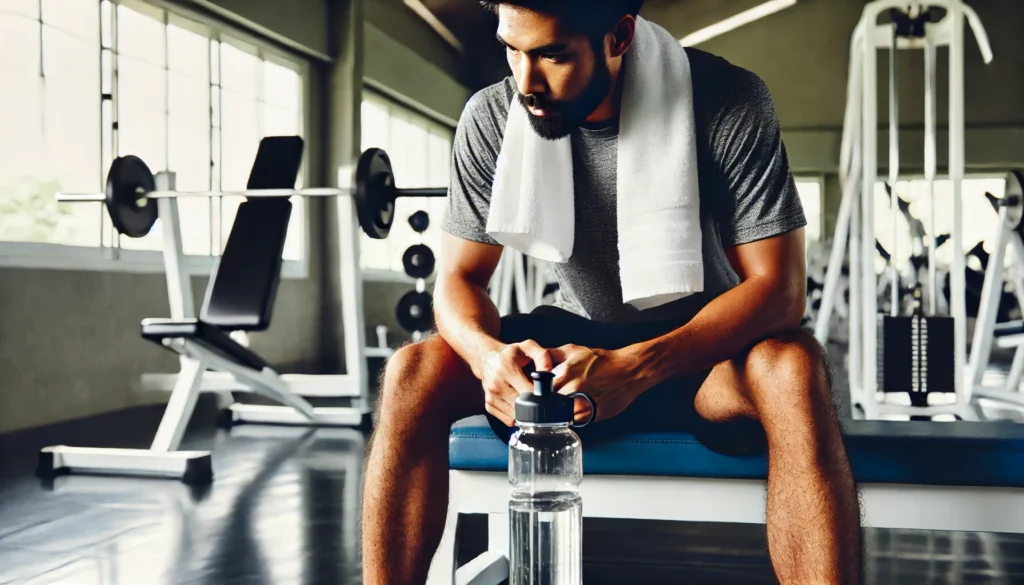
361, 336, 486, 585
694, 330, 861, 584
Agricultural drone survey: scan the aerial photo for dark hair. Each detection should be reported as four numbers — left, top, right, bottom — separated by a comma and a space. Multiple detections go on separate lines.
480, 0, 643, 41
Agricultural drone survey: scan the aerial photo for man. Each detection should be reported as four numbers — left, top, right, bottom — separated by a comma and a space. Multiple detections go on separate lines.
362, 1, 862, 583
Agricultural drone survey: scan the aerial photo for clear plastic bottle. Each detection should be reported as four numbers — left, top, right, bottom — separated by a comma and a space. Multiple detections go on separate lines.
508, 371, 583, 585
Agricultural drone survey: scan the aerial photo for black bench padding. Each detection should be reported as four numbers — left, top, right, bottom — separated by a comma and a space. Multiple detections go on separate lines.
141, 318, 267, 371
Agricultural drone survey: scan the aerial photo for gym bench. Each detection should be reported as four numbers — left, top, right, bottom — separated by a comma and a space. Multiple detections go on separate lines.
37, 138, 374, 484
429, 417, 1024, 584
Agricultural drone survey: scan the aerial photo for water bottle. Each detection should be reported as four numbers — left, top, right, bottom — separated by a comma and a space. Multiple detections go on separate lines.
508, 371, 583, 585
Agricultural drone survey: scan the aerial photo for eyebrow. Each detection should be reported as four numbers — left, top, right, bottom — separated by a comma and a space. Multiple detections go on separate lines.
495, 33, 570, 55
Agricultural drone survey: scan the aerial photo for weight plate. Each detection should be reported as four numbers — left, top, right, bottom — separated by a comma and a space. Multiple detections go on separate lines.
396, 290, 433, 333
402, 244, 436, 279
106, 155, 158, 238
355, 148, 396, 240
408, 210, 430, 233
1007, 169, 1024, 231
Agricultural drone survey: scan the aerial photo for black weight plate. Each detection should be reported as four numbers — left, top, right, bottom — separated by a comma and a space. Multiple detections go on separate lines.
106, 155, 158, 238
396, 290, 433, 333
355, 148, 396, 240
402, 244, 435, 279
408, 210, 430, 233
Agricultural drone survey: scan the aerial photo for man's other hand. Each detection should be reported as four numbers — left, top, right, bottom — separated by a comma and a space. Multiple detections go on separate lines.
550, 345, 643, 425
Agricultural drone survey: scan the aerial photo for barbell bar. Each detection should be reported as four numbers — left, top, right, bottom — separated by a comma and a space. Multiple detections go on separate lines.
56, 146, 447, 240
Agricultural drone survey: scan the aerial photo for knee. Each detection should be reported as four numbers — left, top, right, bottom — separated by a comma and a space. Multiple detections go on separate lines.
746, 329, 834, 418
377, 336, 461, 425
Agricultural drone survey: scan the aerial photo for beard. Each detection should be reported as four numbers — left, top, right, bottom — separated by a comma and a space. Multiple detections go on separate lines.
516, 58, 612, 140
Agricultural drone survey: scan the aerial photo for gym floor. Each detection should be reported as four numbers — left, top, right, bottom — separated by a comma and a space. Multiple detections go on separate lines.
3, 360, 1024, 585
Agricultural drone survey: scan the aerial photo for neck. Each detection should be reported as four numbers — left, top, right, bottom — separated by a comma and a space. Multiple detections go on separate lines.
584, 60, 624, 126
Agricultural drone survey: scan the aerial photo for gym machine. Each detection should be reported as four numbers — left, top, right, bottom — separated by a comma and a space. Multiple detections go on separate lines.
814, 0, 992, 420
38, 136, 448, 483
966, 172, 1024, 414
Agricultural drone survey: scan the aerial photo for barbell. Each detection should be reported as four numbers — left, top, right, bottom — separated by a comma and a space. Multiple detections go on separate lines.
56, 145, 448, 240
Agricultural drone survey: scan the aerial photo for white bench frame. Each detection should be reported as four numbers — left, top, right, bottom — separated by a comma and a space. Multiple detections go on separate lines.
426, 469, 1024, 585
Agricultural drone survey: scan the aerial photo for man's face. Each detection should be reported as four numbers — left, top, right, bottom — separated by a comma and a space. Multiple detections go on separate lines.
497, 6, 612, 140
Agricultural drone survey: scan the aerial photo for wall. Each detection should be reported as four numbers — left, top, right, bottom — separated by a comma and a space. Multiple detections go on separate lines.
644, 0, 1024, 234
363, 0, 473, 124
191, 0, 330, 57
0, 266, 322, 433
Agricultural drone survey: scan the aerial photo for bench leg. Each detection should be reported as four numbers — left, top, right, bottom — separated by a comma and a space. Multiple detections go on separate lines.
426, 486, 460, 585
454, 513, 509, 585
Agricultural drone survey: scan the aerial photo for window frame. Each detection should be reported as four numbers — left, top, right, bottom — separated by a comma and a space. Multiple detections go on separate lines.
793, 174, 826, 245
359, 89, 455, 283
0, 0, 312, 279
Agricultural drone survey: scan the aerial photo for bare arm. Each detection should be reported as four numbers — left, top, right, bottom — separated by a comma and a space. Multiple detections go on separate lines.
631, 229, 808, 387
433, 233, 505, 379
434, 233, 553, 426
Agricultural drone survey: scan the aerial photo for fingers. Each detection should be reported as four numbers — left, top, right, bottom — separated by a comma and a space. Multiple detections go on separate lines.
483, 379, 518, 427
574, 400, 594, 425
517, 339, 553, 372
501, 345, 536, 395
558, 378, 582, 397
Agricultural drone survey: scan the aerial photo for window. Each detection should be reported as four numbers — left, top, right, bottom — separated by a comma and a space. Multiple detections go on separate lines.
873, 177, 1006, 273
0, 0, 308, 274
359, 93, 453, 278
795, 177, 824, 245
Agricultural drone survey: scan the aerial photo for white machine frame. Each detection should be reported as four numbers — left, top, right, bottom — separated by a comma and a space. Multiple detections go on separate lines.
966, 197, 1024, 412
814, 0, 992, 420
489, 249, 557, 316
426, 469, 1024, 584
39, 171, 377, 482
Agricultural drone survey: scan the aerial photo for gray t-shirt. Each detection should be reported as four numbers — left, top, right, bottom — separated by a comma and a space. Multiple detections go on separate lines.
443, 48, 805, 326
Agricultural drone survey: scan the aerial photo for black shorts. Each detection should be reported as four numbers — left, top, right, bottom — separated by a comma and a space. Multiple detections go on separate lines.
488, 305, 767, 456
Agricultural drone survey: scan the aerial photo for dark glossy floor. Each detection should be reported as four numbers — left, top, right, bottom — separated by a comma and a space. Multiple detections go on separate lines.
3, 382, 1024, 584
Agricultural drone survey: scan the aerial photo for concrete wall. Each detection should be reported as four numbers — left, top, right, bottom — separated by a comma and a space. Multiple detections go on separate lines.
644, 0, 1024, 234
363, 0, 472, 124
196, 0, 330, 56
0, 267, 323, 433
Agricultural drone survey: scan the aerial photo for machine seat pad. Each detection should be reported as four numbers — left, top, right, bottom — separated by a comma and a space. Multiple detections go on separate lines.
141, 318, 267, 372
449, 416, 1024, 487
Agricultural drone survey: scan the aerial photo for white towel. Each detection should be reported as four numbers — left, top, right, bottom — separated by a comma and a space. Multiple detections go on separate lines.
486, 17, 703, 310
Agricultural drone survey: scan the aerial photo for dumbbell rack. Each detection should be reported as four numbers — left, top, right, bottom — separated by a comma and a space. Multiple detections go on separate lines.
134, 169, 377, 427
813, 0, 993, 420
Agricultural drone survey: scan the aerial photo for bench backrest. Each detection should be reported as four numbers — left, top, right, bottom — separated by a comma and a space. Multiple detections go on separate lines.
200, 136, 304, 331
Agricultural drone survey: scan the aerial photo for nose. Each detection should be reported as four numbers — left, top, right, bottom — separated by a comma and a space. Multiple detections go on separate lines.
514, 57, 545, 98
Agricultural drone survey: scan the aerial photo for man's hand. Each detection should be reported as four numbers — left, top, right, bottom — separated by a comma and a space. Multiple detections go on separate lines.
549, 345, 646, 425
481, 340, 553, 427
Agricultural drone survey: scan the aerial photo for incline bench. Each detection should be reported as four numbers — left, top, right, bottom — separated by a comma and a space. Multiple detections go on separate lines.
38, 137, 368, 484
428, 416, 1024, 583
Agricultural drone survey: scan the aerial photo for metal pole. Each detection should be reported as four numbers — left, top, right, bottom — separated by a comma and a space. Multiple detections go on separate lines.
924, 37, 939, 315
966, 207, 1009, 389
861, 13, 879, 401
888, 23, 900, 318
950, 7, 968, 400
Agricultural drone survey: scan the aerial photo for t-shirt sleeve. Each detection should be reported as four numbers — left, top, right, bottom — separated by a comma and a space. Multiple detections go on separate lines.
710, 70, 806, 248
442, 89, 503, 246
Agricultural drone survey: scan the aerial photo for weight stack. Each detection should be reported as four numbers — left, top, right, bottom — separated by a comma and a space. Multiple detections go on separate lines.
877, 314, 955, 406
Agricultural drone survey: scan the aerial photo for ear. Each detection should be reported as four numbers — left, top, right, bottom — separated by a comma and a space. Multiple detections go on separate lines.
608, 15, 636, 58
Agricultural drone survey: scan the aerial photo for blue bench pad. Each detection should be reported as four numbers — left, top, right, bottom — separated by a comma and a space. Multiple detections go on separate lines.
449, 417, 1024, 488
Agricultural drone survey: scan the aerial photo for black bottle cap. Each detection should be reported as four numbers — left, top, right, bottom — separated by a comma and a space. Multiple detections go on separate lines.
514, 371, 574, 424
